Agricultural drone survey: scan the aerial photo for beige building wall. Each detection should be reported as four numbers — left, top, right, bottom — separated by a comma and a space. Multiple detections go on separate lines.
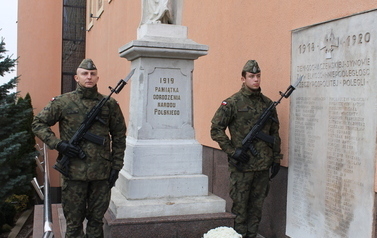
17, 0, 63, 187
18, 0, 62, 109
83, 0, 377, 168
17, 1, 377, 187
182, 1, 377, 164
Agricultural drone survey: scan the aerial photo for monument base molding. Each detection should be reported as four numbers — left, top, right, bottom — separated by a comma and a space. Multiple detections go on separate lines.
109, 188, 226, 219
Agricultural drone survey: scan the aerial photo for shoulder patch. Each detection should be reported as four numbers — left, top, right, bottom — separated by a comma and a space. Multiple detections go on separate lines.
51, 97, 56, 101
221, 101, 228, 106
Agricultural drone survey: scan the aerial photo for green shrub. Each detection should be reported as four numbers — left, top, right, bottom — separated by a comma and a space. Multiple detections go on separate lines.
5, 194, 30, 213
0, 202, 16, 230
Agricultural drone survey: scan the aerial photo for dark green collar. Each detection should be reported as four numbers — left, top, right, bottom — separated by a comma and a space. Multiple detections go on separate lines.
241, 84, 262, 98
76, 83, 99, 99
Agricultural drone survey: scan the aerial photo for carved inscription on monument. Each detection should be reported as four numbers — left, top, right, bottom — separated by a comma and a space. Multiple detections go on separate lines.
147, 67, 190, 129
153, 77, 181, 116
287, 11, 377, 238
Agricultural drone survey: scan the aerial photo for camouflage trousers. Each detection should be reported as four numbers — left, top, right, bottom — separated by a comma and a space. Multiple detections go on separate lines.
229, 170, 270, 238
62, 179, 111, 238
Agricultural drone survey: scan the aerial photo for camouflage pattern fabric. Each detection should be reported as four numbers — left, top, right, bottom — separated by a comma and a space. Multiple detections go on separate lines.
230, 170, 269, 238
242, 60, 260, 74
78, 58, 97, 70
210, 84, 282, 237
32, 83, 127, 180
210, 84, 282, 172
61, 179, 111, 238
32, 83, 126, 237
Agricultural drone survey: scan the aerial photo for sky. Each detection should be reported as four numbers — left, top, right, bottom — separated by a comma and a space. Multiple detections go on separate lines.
0, 0, 18, 86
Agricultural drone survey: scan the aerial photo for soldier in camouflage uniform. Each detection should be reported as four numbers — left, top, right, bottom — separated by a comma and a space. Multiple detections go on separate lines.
210, 60, 282, 238
32, 59, 126, 238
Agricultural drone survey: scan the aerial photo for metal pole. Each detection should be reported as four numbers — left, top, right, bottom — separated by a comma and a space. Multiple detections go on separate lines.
42, 144, 54, 238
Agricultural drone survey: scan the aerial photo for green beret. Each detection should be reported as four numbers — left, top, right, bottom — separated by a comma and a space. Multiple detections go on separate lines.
242, 60, 260, 74
78, 59, 97, 70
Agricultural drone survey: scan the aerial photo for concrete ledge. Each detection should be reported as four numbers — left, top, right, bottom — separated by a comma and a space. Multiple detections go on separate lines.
118, 172, 209, 199
33, 204, 63, 238
137, 24, 188, 39
110, 188, 226, 219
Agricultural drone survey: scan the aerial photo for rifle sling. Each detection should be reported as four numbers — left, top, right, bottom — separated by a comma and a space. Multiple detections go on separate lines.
83, 131, 106, 145
256, 131, 274, 144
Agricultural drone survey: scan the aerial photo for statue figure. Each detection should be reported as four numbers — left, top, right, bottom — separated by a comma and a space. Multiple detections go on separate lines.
141, 0, 174, 25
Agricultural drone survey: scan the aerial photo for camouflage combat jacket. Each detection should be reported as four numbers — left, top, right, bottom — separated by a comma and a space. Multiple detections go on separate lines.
210, 85, 282, 172
32, 84, 126, 181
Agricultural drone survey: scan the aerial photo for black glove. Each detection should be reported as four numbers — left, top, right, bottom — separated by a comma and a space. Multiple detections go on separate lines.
270, 162, 280, 179
57, 141, 83, 158
108, 169, 120, 188
232, 148, 250, 163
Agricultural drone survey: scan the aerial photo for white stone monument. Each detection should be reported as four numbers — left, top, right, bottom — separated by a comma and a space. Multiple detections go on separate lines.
108, 23, 226, 219
287, 10, 377, 238
140, 0, 183, 25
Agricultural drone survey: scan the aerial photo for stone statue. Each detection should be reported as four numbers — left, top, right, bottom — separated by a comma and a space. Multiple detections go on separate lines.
141, 0, 177, 25
141, 0, 173, 24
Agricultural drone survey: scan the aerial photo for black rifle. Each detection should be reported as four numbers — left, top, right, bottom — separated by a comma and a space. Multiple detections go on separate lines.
53, 68, 135, 177
231, 75, 303, 171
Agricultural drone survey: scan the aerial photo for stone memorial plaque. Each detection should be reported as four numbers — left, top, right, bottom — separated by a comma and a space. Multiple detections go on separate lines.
147, 67, 189, 129
287, 10, 377, 238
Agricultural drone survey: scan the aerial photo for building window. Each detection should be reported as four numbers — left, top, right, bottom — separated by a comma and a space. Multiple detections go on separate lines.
87, 0, 94, 30
86, 0, 104, 31
97, 0, 104, 16
62, 0, 86, 93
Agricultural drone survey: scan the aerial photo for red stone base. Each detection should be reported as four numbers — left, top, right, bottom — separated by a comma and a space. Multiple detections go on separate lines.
104, 210, 235, 238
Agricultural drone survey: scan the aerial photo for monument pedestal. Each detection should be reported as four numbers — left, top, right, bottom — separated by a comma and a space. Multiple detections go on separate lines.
105, 24, 230, 236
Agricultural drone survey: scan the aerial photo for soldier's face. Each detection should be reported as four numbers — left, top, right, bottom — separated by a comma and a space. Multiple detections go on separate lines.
242, 72, 261, 91
75, 68, 99, 88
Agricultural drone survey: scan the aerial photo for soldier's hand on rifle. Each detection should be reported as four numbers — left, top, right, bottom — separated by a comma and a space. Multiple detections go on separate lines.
108, 169, 120, 188
270, 162, 280, 179
232, 148, 250, 163
57, 141, 83, 158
